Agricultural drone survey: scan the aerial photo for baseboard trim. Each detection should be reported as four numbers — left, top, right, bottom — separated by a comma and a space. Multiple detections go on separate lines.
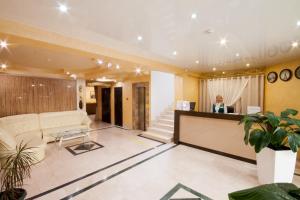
179, 142, 256, 165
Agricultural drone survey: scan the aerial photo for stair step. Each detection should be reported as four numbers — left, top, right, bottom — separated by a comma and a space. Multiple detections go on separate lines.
160, 115, 174, 120
151, 123, 174, 131
141, 131, 173, 143
158, 119, 174, 125
148, 127, 173, 135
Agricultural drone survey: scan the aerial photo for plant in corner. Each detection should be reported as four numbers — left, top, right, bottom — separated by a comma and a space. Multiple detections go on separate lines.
240, 108, 300, 184
0, 142, 36, 200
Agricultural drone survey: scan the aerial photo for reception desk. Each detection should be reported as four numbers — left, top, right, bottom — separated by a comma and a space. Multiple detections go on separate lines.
174, 110, 256, 164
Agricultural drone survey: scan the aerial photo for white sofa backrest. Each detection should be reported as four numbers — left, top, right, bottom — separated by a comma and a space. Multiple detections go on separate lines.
0, 127, 16, 150
39, 110, 88, 129
0, 114, 40, 137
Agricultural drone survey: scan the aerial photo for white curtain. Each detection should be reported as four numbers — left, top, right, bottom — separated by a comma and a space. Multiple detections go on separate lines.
207, 77, 249, 106
200, 75, 264, 114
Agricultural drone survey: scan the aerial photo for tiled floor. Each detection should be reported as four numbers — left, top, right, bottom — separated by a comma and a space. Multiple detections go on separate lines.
24, 126, 300, 200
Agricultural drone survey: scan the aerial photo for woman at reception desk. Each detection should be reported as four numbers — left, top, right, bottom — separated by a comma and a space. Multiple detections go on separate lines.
174, 108, 256, 164
212, 95, 227, 114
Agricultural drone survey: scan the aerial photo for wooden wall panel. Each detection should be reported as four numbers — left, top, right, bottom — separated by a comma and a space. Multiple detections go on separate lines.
0, 74, 77, 117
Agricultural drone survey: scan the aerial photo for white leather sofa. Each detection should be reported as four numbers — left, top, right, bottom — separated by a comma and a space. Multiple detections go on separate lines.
40, 111, 91, 143
0, 111, 91, 163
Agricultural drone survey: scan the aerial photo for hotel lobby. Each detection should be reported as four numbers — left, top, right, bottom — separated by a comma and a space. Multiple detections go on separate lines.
0, 1, 300, 200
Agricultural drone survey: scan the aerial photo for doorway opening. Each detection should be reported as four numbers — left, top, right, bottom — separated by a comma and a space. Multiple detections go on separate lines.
101, 87, 111, 123
133, 83, 149, 131
114, 87, 123, 127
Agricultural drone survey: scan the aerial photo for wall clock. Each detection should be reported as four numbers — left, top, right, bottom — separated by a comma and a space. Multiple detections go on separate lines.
267, 72, 278, 83
295, 66, 300, 79
279, 69, 292, 81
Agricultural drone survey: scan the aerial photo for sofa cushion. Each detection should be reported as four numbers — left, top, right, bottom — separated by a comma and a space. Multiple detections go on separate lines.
39, 111, 88, 130
15, 131, 45, 148
0, 114, 40, 137
0, 127, 16, 150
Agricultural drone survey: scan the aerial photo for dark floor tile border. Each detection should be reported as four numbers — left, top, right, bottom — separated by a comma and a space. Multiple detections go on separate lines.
180, 142, 256, 165
137, 134, 166, 144
65, 141, 104, 156
160, 183, 212, 200
60, 144, 178, 200
26, 143, 165, 200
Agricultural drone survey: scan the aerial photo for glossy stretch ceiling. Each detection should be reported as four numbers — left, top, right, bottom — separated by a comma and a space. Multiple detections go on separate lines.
0, 0, 300, 72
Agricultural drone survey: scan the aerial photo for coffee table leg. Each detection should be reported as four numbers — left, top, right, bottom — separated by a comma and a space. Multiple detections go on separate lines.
59, 137, 63, 148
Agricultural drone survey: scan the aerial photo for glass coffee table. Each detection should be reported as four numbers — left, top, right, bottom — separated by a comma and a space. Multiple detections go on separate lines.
50, 129, 90, 148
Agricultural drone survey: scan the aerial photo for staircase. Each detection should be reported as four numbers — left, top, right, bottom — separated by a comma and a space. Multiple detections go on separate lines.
141, 107, 174, 143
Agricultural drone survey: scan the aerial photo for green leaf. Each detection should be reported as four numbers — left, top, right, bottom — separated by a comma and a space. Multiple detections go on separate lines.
249, 129, 272, 153
281, 109, 298, 118
265, 112, 280, 128
288, 133, 300, 153
271, 128, 287, 147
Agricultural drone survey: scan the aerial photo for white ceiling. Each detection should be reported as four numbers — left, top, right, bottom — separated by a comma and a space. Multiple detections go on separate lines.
0, 0, 300, 71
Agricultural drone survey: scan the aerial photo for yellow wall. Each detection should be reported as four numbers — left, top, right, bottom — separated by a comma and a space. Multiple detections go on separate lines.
182, 75, 199, 111
265, 59, 300, 117
113, 75, 150, 129
86, 86, 96, 103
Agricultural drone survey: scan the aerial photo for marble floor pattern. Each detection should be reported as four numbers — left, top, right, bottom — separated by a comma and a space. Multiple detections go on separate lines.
23, 127, 300, 200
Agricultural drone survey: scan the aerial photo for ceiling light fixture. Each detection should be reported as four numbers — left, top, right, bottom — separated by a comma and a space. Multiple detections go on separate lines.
195, 60, 199, 64
220, 38, 227, 46
191, 13, 197, 19
246, 63, 250, 67
136, 68, 141, 74
212, 67, 216, 71
116, 64, 120, 69
137, 36, 143, 41
222, 71, 225, 74
0, 40, 8, 49
292, 41, 299, 48
107, 62, 112, 68
173, 51, 177, 56
97, 59, 103, 65
1, 63, 7, 69
235, 53, 240, 57
66, 71, 70, 75
58, 3, 69, 13
297, 21, 300, 27
70, 74, 77, 79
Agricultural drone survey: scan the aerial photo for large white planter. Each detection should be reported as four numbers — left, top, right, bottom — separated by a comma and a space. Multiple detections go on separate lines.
256, 147, 297, 184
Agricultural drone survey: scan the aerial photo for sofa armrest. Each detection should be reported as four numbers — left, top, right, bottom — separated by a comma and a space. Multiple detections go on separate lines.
82, 115, 92, 128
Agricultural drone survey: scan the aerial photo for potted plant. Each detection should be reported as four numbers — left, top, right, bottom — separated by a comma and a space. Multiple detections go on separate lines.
0, 142, 36, 200
240, 108, 300, 184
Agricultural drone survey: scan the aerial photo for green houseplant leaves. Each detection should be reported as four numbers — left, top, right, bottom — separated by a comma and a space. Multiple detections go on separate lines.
240, 109, 300, 153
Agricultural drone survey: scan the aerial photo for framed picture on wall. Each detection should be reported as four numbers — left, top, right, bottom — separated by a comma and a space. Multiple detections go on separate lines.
90, 91, 95, 99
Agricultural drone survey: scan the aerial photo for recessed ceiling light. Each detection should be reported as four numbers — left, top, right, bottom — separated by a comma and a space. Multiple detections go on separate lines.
58, 3, 69, 13
222, 71, 225, 74
212, 67, 216, 71
107, 62, 112, 68
195, 60, 199, 64
116, 64, 120, 69
246, 63, 250, 67
220, 38, 227, 46
136, 68, 141, 74
137, 36, 143, 41
191, 13, 197, 19
70, 74, 77, 79
97, 59, 103, 65
235, 53, 240, 57
297, 21, 300, 27
173, 51, 177, 55
0, 40, 8, 49
1, 63, 7, 69
292, 41, 298, 48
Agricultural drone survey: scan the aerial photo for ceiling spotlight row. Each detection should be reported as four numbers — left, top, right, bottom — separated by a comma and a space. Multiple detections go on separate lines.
96, 59, 121, 70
